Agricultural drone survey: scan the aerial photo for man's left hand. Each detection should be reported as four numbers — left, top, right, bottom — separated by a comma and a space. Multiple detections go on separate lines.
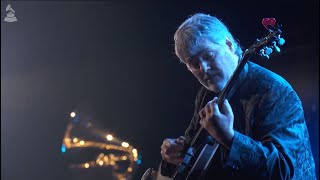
199, 97, 235, 150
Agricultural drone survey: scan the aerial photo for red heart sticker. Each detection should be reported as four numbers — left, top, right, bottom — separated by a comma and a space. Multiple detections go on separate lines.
262, 18, 276, 30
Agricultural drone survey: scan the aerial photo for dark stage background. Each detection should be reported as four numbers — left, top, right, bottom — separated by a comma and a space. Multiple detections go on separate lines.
1, 1, 319, 179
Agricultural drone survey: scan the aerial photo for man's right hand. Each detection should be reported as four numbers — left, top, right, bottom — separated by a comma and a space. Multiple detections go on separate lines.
160, 136, 185, 165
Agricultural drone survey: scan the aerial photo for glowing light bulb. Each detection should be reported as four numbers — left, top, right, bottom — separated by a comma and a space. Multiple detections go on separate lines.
121, 142, 129, 148
70, 112, 76, 118
127, 167, 132, 172
106, 134, 113, 141
84, 163, 90, 168
72, 138, 78, 143
132, 148, 137, 154
79, 140, 85, 145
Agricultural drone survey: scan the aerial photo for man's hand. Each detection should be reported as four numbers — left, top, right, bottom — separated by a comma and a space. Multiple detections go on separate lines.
199, 97, 235, 149
160, 136, 185, 165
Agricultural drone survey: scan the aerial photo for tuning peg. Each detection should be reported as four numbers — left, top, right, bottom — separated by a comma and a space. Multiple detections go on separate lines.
278, 37, 285, 46
274, 45, 281, 53
259, 47, 273, 59
261, 54, 270, 59
271, 41, 281, 53
265, 46, 273, 55
275, 35, 285, 46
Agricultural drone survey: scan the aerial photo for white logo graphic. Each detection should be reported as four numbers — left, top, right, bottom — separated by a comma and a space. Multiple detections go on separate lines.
4, 4, 18, 22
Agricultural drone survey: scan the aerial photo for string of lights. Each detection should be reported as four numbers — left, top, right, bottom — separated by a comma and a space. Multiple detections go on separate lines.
61, 112, 141, 180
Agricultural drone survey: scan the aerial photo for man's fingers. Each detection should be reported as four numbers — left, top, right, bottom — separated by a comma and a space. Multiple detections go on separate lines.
208, 100, 215, 114
163, 138, 173, 148
207, 97, 220, 116
161, 147, 184, 165
178, 136, 185, 141
199, 108, 206, 119
211, 99, 220, 115
161, 138, 184, 154
222, 99, 233, 118
161, 137, 185, 165
175, 136, 185, 145
160, 146, 167, 154
163, 155, 184, 165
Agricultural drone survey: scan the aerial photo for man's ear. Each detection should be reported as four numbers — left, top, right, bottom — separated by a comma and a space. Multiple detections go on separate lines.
225, 37, 234, 53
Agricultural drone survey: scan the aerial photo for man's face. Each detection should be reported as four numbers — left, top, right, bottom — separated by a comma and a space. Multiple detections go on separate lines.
180, 38, 239, 93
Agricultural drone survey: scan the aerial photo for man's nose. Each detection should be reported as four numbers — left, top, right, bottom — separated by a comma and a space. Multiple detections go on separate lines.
199, 60, 210, 73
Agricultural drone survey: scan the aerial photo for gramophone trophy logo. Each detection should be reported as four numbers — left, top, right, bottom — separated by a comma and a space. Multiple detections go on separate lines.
4, 4, 18, 22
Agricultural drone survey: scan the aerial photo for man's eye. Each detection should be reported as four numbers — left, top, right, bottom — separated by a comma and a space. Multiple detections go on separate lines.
205, 52, 215, 60
189, 62, 200, 69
